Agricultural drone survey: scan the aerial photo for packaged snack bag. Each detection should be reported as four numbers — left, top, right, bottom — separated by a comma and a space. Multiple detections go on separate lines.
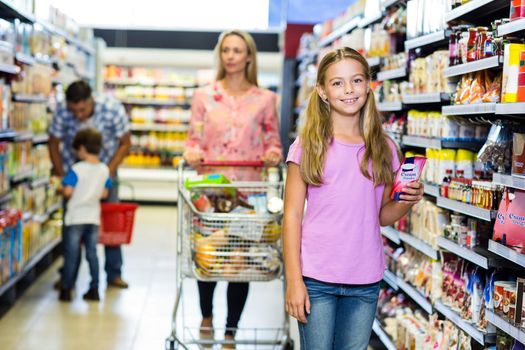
390, 156, 427, 201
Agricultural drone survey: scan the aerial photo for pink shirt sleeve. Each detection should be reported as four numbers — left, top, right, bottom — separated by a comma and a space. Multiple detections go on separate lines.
185, 88, 205, 156
262, 92, 283, 158
286, 138, 302, 165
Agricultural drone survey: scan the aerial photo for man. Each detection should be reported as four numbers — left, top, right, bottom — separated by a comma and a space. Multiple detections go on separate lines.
49, 80, 131, 289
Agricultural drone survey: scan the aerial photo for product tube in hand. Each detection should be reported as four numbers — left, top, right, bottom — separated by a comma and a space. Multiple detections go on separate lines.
390, 156, 427, 201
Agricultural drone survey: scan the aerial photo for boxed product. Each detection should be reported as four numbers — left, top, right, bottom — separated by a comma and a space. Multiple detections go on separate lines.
514, 133, 525, 177
502, 43, 525, 103
493, 190, 525, 253
390, 156, 427, 200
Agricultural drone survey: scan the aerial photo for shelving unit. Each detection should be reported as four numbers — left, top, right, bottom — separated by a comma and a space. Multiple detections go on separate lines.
130, 124, 189, 132
442, 103, 497, 115
367, 57, 382, 67
120, 98, 190, 107
445, 0, 509, 22
486, 309, 525, 343
402, 135, 484, 151
377, 101, 403, 112
436, 197, 497, 221
383, 270, 399, 290
404, 30, 450, 51
488, 240, 525, 268
318, 16, 362, 47
380, 226, 401, 244
423, 183, 440, 197
436, 236, 501, 269
377, 67, 407, 81
495, 102, 525, 115
492, 173, 525, 190
434, 300, 496, 345
498, 18, 525, 36
372, 319, 397, 350
444, 56, 502, 78
402, 93, 450, 104
398, 231, 439, 260
396, 277, 433, 314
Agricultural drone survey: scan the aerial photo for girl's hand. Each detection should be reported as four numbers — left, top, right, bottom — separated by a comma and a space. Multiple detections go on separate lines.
184, 150, 203, 167
262, 151, 281, 166
399, 181, 424, 205
285, 280, 311, 324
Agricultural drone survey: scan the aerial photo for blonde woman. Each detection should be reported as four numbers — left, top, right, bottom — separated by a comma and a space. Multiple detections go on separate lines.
184, 30, 282, 348
283, 47, 424, 350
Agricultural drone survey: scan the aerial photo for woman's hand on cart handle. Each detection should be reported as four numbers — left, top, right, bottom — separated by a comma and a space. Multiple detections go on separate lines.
285, 280, 310, 324
184, 151, 204, 167
201, 160, 265, 167
262, 150, 282, 167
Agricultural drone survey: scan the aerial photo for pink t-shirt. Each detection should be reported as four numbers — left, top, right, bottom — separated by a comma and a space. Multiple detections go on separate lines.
286, 137, 400, 285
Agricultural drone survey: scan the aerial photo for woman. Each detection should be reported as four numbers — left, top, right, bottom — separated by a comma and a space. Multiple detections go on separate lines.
184, 29, 282, 348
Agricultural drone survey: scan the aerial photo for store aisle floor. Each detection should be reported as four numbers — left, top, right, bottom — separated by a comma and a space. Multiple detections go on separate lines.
0, 206, 299, 350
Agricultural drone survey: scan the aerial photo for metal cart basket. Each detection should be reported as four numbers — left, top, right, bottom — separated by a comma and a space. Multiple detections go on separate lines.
165, 160, 293, 350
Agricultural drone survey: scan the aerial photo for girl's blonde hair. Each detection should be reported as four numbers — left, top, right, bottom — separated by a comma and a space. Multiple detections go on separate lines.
300, 47, 398, 187
214, 30, 258, 87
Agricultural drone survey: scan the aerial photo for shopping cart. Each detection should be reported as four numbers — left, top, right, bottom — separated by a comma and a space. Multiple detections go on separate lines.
165, 160, 293, 350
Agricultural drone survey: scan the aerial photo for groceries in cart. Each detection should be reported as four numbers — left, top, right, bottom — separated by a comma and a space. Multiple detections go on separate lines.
184, 172, 283, 280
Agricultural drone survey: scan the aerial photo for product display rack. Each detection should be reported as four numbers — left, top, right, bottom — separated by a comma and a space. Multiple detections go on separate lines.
492, 173, 525, 190
444, 0, 509, 22
436, 236, 503, 269
404, 30, 450, 51
488, 240, 525, 268
423, 182, 440, 197
402, 92, 451, 104
372, 319, 397, 350
436, 196, 497, 221
402, 135, 484, 151
0, 0, 96, 307
396, 277, 434, 314
442, 103, 498, 115
497, 17, 525, 36
486, 309, 525, 344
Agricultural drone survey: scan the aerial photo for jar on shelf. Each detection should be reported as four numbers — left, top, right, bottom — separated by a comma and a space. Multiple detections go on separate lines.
467, 28, 478, 62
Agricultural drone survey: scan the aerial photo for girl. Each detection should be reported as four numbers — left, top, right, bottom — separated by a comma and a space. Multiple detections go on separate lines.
283, 47, 424, 350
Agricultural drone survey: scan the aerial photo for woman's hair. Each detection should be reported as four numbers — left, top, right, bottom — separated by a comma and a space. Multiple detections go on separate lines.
214, 29, 258, 86
300, 47, 398, 187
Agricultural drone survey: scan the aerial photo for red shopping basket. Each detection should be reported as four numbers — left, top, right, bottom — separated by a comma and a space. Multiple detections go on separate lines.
99, 202, 139, 246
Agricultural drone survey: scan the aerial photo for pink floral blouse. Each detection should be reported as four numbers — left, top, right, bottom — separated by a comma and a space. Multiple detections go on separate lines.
185, 82, 283, 181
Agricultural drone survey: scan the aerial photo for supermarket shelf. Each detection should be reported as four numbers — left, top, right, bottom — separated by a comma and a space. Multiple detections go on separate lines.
105, 78, 198, 88
38, 20, 95, 55
383, 270, 399, 290
380, 226, 401, 244
492, 173, 525, 190
22, 211, 32, 222
435, 300, 495, 345
498, 18, 525, 36
445, 0, 509, 23
442, 103, 496, 115
14, 131, 33, 142
397, 278, 433, 314
402, 92, 450, 104
377, 67, 407, 81
318, 16, 362, 47
0, 238, 60, 298
372, 319, 397, 350
130, 124, 189, 132
367, 56, 381, 67
33, 202, 61, 223
423, 182, 440, 197
12, 94, 48, 103
436, 197, 496, 221
444, 56, 502, 78
10, 169, 33, 184
0, 0, 35, 23
398, 231, 439, 260
119, 167, 179, 182
0, 191, 11, 205
0, 62, 20, 75
0, 129, 17, 140
486, 309, 525, 343
359, 13, 383, 28
120, 98, 190, 107
15, 52, 35, 65
436, 236, 504, 269
496, 102, 525, 115
31, 177, 50, 188
402, 135, 483, 151
377, 101, 403, 112
488, 240, 525, 268
32, 133, 49, 145
405, 30, 449, 51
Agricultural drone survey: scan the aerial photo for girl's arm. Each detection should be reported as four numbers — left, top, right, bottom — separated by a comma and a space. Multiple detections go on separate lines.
379, 181, 424, 227
283, 163, 309, 323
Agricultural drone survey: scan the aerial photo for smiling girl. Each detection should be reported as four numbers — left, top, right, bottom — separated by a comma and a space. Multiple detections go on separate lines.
283, 47, 424, 349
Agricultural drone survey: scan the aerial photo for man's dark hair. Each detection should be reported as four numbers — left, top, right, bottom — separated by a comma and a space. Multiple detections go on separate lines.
66, 80, 92, 103
72, 128, 103, 155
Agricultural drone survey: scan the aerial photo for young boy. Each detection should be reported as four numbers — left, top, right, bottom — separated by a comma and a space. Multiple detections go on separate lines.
59, 128, 112, 302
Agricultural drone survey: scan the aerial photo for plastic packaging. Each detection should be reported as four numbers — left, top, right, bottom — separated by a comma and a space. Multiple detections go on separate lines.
390, 156, 427, 200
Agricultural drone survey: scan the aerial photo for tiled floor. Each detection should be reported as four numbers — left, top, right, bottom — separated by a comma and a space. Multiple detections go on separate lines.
0, 206, 298, 350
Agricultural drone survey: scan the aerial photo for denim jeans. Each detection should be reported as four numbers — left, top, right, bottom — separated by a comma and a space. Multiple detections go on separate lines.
62, 224, 99, 290
103, 181, 123, 282
298, 277, 380, 350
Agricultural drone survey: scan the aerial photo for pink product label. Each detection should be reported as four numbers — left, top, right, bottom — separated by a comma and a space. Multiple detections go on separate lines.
390, 156, 427, 201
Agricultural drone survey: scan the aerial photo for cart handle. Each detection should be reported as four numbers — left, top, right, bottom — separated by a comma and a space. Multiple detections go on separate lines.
201, 160, 265, 167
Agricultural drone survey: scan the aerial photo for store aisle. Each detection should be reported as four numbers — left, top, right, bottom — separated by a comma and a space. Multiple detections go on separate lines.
0, 206, 297, 350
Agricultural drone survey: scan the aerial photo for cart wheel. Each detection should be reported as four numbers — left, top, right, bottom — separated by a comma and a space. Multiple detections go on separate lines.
284, 339, 295, 350
165, 336, 178, 350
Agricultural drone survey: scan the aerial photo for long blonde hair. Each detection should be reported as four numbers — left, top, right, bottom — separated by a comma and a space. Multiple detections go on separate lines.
300, 47, 397, 187
214, 30, 258, 87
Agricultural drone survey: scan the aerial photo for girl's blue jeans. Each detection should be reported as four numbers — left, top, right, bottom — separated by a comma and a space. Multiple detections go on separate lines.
298, 277, 380, 350
62, 224, 99, 290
